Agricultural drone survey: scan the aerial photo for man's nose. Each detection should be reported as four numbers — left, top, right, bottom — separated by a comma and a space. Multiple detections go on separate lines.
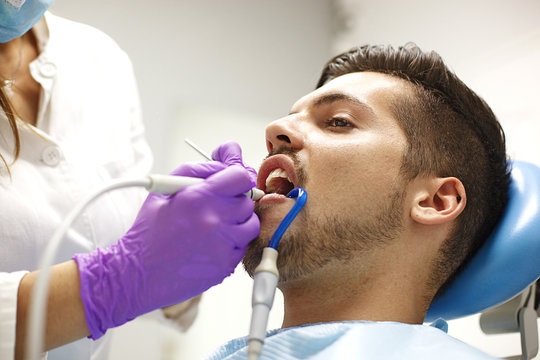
265, 116, 304, 153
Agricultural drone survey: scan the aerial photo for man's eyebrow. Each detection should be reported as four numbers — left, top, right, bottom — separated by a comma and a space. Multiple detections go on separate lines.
289, 92, 376, 116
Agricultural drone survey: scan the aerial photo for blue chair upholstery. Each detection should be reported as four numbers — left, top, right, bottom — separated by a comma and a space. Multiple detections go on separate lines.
426, 161, 540, 322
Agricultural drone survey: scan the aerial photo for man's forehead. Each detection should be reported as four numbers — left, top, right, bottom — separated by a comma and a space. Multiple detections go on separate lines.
291, 71, 410, 112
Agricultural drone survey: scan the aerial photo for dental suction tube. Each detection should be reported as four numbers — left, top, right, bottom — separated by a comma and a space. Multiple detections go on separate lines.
247, 187, 307, 360
26, 175, 263, 360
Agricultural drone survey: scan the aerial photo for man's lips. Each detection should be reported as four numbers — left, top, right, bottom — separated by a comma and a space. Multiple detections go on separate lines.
257, 154, 298, 192
256, 192, 291, 206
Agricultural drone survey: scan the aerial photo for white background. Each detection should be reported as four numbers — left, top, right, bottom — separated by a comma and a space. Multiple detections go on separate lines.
49, 0, 540, 359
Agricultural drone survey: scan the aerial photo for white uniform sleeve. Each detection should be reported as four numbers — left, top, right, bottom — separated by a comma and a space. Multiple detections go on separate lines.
160, 295, 201, 332
117, 48, 153, 179
0, 271, 28, 359
127, 80, 153, 178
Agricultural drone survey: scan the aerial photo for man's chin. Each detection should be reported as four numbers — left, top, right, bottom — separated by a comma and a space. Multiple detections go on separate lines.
242, 236, 267, 278
242, 230, 309, 283
245, 207, 289, 277
244, 213, 297, 278
255, 201, 295, 228
245, 203, 308, 280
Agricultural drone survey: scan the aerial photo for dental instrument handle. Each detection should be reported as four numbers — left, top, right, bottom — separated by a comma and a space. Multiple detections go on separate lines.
248, 247, 279, 360
146, 174, 264, 200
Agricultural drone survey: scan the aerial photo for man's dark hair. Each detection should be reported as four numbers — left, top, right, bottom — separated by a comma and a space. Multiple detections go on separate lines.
316, 43, 510, 297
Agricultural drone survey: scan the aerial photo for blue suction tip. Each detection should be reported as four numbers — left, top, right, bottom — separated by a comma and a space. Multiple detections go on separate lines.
267, 187, 307, 249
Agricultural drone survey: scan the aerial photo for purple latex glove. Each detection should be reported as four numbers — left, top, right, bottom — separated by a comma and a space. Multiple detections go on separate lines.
212, 141, 258, 187
73, 161, 260, 339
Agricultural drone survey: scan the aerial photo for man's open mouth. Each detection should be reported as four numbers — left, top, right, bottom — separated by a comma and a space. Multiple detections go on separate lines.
265, 168, 294, 195
257, 155, 298, 196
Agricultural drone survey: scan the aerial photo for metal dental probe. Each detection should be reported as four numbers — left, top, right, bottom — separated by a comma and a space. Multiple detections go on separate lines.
184, 138, 264, 201
184, 137, 213, 161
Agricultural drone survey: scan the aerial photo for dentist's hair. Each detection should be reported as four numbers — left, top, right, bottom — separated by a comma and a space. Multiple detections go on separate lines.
316, 43, 510, 297
0, 87, 21, 177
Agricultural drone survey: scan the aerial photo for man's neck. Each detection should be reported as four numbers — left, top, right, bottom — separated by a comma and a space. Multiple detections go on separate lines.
279, 250, 430, 328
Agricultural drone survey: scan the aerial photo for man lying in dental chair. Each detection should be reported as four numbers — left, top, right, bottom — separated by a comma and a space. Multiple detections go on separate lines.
208, 43, 510, 359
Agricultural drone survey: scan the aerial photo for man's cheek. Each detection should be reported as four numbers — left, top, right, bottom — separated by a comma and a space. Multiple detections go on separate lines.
257, 205, 292, 229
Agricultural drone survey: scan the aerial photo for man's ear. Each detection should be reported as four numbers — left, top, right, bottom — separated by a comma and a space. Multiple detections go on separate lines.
410, 177, 466, 225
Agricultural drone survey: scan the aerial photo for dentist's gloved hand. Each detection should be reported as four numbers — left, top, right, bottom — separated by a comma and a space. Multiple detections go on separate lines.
212, 140, 258, 186
73, 156, 260, 339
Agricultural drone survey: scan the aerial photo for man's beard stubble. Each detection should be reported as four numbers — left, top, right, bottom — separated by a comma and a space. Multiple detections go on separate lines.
242, 149, 406, 284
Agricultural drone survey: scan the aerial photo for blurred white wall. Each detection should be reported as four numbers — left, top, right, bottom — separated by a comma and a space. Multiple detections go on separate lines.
48, 0, 540, 359
335, 0, 540, 167
335, 0, 540, 358
50, 0, 334, 173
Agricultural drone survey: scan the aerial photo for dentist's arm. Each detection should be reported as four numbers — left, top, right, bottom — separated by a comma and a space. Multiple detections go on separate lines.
15, 262, 89, 359
159, 141, 258, 325
74, 163, 259, 340
15, 144, 259, 357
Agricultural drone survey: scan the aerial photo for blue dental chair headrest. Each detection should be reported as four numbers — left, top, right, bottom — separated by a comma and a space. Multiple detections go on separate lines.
426, 161, 540, 322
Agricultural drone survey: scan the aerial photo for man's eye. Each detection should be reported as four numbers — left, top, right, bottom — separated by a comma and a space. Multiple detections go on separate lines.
326, 118, 352, 127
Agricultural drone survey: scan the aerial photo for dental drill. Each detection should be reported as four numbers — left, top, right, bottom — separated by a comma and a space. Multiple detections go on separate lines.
247, 187, 307, 360
26, 173, 264, 360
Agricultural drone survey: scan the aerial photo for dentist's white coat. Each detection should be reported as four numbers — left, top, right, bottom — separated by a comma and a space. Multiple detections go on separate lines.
0, 13, 152, 360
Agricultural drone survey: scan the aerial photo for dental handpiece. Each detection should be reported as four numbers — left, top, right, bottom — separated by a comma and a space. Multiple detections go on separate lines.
146, 174, 264, 200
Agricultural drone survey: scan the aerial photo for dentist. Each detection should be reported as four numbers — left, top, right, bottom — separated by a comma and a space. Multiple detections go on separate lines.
0, 1, 260, 359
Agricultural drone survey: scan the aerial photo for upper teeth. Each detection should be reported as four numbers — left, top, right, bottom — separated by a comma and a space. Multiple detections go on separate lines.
266, 168, 291, 188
